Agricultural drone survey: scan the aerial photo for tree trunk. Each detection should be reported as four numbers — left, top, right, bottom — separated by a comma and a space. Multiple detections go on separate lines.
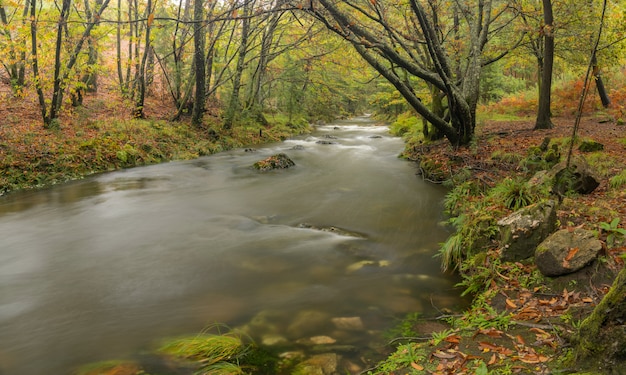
223, 0, 252, 130
592, 56, 610, 108
29, 0, 47, 124
573, 266, 626, 365
81, 0, 103, 94
47, 0, 72, 126
0, 3, 27, 91
134, 0, 152, 118
534, 0, 555, 130
191, 0, 205, 126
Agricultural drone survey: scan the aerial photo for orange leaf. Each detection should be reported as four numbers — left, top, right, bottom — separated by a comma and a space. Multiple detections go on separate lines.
505, 298, 518, 309
147, 12, 154, 27
530, 327, 549, 336
488, 353, 497, 365
411, 362, 424, 370
444, 334, 462, 344
582, 297, 594, 303
477, 328, 504, 338
515, 334, 526, 345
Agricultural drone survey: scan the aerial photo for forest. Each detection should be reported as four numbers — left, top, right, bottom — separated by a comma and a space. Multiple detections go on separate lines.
2, 0, 626, 374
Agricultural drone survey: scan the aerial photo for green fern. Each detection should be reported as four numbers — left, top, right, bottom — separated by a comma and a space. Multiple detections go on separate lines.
609, 169, 626, 189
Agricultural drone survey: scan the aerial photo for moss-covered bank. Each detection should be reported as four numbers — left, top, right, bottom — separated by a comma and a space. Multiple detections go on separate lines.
0, 116, 310, 196
364, 115, 626, 374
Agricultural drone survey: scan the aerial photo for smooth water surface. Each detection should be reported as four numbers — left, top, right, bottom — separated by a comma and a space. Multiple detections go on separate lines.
0, 117, 461, 374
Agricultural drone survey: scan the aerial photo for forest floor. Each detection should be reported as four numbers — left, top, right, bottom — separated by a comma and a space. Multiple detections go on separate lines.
384, 115, 626, 374
2, 81, 626, 374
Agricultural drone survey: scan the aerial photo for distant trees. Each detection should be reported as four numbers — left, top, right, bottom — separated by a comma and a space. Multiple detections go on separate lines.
29, 0, 112, 128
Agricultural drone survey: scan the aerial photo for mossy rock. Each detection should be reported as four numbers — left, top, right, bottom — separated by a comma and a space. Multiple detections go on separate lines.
578, 140, 604, 153
253, 153, 295, 171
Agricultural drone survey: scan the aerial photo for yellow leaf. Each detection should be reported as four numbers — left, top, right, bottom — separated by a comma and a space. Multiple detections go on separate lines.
147, 13, 154, 27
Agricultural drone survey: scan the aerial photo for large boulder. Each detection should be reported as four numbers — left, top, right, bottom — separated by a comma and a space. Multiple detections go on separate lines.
497, 200, 557, 261
253, 153, 295, 171
551, 155, 600, 195
535, 228, 603, 277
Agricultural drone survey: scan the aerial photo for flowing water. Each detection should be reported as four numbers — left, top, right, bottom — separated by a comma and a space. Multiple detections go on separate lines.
0, 116, 463, 374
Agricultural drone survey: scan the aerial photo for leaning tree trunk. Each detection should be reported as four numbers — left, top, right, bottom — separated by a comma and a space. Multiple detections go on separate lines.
592, 55, 610, 108
573, 266, 626, 366
535, 0, 554, 130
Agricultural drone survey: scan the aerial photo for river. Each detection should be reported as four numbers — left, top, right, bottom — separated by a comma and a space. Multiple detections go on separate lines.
0, 116, 462, 374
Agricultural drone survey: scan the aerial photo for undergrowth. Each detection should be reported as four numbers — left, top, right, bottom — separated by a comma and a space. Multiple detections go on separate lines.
438, 176, 551, 272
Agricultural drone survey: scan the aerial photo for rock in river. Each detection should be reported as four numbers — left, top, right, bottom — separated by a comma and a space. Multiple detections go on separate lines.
252, 153, 295, 171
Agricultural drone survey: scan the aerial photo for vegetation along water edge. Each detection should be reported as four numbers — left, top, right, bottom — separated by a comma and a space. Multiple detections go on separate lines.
2, 0, 626, 373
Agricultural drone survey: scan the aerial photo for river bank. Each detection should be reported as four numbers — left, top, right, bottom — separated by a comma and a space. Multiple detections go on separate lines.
368, 115, 626, 374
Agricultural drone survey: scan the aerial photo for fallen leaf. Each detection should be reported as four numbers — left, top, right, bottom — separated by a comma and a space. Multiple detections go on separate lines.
444, 334, 462, 344
479, 328, 504, 338
433, 350, 457, 359
411, 362, 424, 370
488, 353, 497, 365
582, 297, 594, 303
530, 327, 549, 336
505, 298, 518, 309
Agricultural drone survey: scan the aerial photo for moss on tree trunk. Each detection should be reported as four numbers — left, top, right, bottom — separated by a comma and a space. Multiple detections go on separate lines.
573, 266, 626, 366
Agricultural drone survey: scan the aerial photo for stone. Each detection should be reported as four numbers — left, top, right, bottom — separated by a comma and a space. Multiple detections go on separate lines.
578, 140, 604, 153
550, 155, 600, 195
497, 200, 557, 261
252, 153, 295, 171
286, 310, 330, 339
296, 336, 337, 345
535, 228, 603, 276
331, 316, 364, 331
262, 334, 288, 346
293, 353, 338, 375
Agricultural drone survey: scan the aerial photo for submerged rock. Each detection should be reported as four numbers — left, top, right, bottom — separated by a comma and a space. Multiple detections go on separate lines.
287, 310, 330, 339
345, 260, 389, 273
293, 353, 338, 375
535, 228, 603, 276
262, 333, 288, 346
253, 153, 295, 171
331, 316, 364, 331
297, 223, 365, 238
296, 336, 337, 345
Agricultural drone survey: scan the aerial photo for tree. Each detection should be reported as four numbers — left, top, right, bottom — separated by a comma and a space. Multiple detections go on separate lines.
0, 0, 28, 92
133, 0, 154, 118
191, 0, 205, 125
29, 0, 111, 127
223, 0, 253, 130
303, 0, 522, 147
573, 265, 626, 368
534, 0, 554, 130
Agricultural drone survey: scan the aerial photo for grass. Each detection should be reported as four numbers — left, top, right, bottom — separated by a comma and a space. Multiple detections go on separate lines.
0, 115, 311, 195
